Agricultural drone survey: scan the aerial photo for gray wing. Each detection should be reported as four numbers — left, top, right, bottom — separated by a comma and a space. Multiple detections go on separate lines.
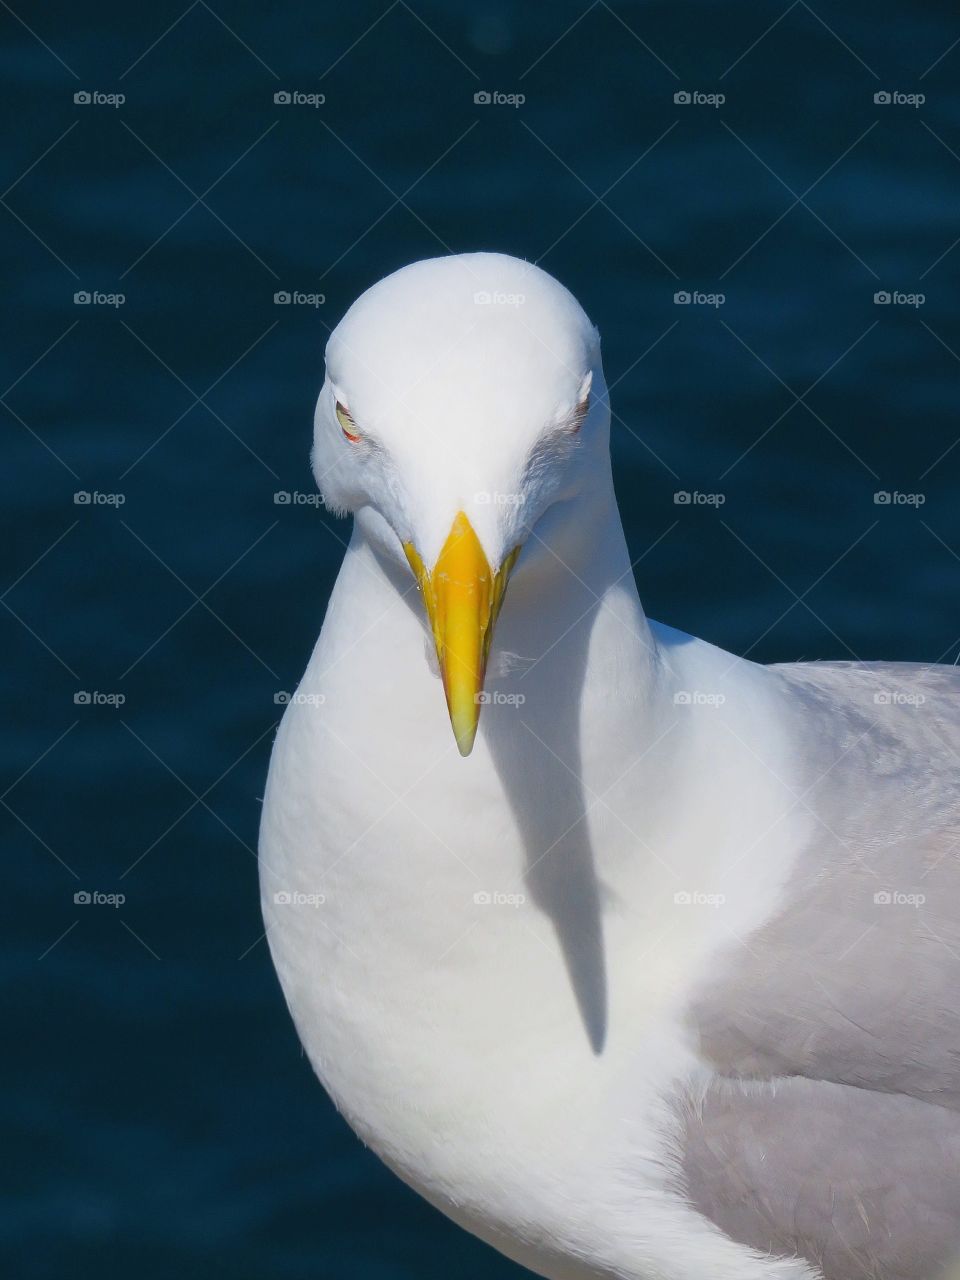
679, 1077, 960, 1280
680, 661, 960, 1280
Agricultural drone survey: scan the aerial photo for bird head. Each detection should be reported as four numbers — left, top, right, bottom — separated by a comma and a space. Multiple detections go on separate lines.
313, 253, 607, 756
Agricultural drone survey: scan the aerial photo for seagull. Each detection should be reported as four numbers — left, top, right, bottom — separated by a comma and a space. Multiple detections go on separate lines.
259, 252, 960, 1280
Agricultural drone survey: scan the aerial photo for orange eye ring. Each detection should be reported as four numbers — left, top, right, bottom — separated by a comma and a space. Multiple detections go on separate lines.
336, 400, 361, 442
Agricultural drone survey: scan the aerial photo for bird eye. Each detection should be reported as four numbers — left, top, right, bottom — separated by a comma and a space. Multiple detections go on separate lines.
336, 400, 361, 442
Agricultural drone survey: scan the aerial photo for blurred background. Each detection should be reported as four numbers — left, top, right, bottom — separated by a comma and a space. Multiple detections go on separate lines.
3, 1, 960, 1276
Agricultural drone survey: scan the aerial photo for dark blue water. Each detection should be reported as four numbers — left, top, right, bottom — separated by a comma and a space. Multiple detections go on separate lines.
4, 2, 960, 1276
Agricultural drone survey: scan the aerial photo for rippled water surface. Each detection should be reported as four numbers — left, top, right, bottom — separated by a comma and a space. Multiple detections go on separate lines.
5, 2, 960, 1276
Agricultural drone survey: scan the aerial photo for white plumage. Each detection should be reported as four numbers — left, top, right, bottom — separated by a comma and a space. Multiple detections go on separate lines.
260, 253, 960, 1280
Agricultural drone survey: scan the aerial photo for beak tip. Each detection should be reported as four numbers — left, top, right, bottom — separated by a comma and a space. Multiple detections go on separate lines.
452, 715, 479, 757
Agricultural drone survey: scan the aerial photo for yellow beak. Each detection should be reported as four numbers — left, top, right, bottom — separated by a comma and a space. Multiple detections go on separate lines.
404, 512, 519, 757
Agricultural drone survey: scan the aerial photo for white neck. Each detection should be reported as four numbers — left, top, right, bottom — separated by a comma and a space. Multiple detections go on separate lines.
260, 475, 813, 1275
